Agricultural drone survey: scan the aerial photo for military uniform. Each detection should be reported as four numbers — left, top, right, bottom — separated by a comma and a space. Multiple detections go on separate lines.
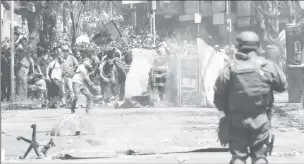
214, 31, 287, 164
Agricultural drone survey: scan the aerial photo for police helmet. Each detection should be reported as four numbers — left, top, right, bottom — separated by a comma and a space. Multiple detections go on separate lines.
236, 31, 260, 51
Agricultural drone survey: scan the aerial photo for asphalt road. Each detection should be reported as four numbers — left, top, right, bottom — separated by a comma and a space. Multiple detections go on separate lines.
1, 94, 304, 163
1, 92, 304, 163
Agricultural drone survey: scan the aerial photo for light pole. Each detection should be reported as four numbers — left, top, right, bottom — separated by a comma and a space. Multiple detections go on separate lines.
10, 1, 15, 102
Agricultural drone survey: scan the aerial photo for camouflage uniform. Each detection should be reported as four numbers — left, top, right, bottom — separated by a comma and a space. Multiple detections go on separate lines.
214, 31, 287, 164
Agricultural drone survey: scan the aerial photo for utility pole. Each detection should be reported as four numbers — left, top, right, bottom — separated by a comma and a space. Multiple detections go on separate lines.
288, 0, 295, 24
10, 1, 15, 102
0, 0, 2, 104
151, 1, 156, 47
226, 0, 232, 45
196, 1, 200, 38
149, 3, 153, 36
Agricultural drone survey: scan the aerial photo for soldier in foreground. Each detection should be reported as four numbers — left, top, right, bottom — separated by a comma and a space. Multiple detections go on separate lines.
214, 31, 287, 164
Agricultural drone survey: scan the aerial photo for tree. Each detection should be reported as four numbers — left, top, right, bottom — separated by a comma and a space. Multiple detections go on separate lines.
2, 1, 124, 53
68, 1, 86, 49
1, 1, 61, 53
253, 1, 288, 58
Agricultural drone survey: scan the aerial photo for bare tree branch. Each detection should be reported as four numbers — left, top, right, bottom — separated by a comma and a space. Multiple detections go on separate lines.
76, 4, 84, 29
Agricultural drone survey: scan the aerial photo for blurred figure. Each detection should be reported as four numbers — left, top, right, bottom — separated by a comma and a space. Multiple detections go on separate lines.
16, 49, 30, 101
62, 45, 79, 100
264, 45, 283, 69
114, 50, 133, 101
37, 50, 51, 77
99, 50, 117, 103
70, 58, 96, 114
28, 49, 46, 101
46, 46, 64, 108
1, 47, 11, 102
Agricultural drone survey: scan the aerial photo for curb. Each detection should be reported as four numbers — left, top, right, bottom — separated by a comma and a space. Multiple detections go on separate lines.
1, 102, 42, 111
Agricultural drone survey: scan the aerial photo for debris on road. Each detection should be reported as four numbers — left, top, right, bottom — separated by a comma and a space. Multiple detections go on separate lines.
54, 149, 117, 159
86, 139, 102, 146
50, 114, 95, 136
17, 124, 55, 159
67, 140, 74, 144
177, 156, 189, 164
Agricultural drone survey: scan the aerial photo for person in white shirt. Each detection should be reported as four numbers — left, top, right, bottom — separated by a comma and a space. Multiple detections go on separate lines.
70, 58, 96, 114
61, 45, 79, 99
46, 47, 64, 108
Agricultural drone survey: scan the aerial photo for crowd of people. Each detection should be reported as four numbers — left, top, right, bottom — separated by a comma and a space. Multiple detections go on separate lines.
1, 24, 285, 113
1, 25, 184, 112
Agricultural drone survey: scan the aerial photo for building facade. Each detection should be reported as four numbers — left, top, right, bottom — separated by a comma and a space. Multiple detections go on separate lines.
127, 0, 294, 46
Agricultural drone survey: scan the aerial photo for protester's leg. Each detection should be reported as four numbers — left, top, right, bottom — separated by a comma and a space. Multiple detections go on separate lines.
81, 86, 92, 113
100, 81, 106, 100
71, 82, 82, 113
110, 81, 117, 99
66, 78, 74, 97
71, 83, 84, 113
1, 80, 7, 101
119, 83, 125, 101
53, 79, 64, 105
7, 80, 11, 101
17, 75, 28, 100
104, 82, 111, 102
45, 79, 52, 103
100, 81, 110, 102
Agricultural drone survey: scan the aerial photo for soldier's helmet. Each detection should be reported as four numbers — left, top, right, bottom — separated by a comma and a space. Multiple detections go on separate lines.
236, 31, 260, 51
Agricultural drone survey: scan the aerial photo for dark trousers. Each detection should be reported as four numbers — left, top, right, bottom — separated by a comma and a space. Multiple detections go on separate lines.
229, 113, 270, 164
72, 82, 92, 110
46, 79, 64, 107
100, 80, 116, 102
1, 77, 11, 101
119, 83, 125, 101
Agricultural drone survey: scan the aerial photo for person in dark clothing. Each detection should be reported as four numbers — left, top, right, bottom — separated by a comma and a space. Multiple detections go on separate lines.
214, 31, 287, 164
99, 50, 117, 102
114, 51, 133, 101
1, 50, 11, 102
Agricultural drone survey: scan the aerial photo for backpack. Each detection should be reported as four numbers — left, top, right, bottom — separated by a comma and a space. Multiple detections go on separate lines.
227, 57, 272, 112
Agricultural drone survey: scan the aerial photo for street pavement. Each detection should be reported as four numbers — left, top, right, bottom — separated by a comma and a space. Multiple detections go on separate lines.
1, 92, 304, 163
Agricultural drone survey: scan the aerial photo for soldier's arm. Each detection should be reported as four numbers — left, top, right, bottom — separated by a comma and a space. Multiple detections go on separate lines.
271, 63, 288, 93
213, 65, 230, 112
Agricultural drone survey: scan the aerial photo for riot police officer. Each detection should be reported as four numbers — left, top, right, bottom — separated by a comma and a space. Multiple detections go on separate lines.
214, 31, 287, 164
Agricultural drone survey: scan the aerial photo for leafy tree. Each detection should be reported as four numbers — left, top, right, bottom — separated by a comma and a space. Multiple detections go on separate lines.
1, 1, 60, 53
1, 1, 123, 53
